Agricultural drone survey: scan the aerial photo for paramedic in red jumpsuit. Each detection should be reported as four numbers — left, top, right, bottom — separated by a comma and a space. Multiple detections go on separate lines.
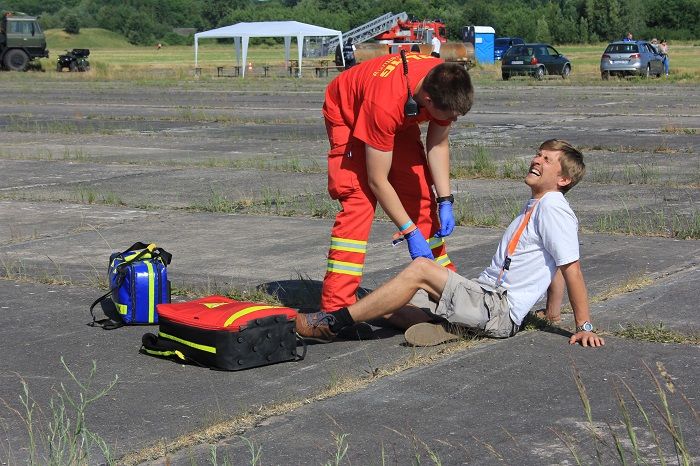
321, 52, 474, 312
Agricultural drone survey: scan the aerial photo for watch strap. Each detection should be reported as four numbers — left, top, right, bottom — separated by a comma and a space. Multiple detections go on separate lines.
437, 194, 454, 204
576, 321, 594, 332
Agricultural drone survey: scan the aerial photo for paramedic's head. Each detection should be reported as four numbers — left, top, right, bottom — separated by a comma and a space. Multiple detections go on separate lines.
420, 63, 474, 121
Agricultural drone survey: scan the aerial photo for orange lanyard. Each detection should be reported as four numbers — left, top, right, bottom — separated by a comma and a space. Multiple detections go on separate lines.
496, 199, 539, 286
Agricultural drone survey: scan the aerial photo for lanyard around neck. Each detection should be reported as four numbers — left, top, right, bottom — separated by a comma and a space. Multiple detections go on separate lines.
496, 198, 539, 286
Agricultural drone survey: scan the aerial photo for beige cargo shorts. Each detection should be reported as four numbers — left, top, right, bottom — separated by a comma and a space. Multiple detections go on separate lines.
410, 269, 519, 338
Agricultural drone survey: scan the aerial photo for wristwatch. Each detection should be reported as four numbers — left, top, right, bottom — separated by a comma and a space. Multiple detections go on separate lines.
436, 194, 454, 204
576, 321, 594, 332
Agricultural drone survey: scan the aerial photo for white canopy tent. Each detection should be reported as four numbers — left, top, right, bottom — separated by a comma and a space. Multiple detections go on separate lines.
194, 21, 343, 77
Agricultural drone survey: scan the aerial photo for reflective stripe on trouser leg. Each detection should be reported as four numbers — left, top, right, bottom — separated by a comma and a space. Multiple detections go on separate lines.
389, 133, 456, 271
321, 150, 377, 311
429, 236, 452, 267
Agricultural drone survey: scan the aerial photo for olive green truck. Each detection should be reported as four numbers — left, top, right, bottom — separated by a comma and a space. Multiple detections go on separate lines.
1, 13, 49, 71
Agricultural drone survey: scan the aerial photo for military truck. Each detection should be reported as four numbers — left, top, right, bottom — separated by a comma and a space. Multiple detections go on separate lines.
1, 13, 49, 71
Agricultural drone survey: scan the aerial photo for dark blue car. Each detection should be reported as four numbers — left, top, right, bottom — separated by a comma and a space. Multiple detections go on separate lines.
494, 37, 525, 61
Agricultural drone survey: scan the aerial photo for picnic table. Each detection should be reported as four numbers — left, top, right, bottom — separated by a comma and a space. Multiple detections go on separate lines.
287, 59, 334, 77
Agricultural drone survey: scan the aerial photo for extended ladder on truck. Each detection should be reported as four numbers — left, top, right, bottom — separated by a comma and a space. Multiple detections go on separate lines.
326, 12, 408, 51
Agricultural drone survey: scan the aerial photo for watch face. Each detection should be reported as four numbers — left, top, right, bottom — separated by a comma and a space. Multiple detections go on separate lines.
582, 322, 593, 332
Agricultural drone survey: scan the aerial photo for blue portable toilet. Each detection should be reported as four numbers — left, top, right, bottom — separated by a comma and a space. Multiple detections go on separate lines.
473, 26, 495, 64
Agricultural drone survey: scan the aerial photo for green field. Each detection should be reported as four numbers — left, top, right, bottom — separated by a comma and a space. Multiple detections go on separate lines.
15, 28, 700, 83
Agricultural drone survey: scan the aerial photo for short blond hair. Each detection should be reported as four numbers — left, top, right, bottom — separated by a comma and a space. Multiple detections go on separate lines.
539, 139, 585, 194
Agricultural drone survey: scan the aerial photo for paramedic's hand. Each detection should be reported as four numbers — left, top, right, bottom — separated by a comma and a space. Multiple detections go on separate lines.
405, 229, 434, 260
435, 201, 455, 238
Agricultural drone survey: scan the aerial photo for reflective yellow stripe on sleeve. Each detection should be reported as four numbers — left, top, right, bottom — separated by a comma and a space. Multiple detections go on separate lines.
326, 259, 364, 276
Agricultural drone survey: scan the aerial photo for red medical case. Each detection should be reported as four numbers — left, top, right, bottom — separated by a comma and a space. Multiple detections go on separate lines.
141, 296, 304, 370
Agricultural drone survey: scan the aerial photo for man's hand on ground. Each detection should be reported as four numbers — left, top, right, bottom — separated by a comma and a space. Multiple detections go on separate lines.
570, 331, 605, 347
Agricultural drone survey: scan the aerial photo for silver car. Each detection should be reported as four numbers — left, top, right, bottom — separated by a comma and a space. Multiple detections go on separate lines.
600, 41, 664, 79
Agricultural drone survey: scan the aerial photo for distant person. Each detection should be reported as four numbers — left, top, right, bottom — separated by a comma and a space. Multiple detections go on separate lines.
623, 31, 634, 42
156, 43, 162, 50
299, 140, 605, 349
334, 44, 343, 67
650, 38, 659, 53
659, 39, 669, 76
431, 35, 441, 58
342, 38, 356, 69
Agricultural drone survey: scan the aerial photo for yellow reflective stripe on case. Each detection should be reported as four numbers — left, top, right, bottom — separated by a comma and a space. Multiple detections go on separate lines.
223, 305, 278, 328
144, 348, 186, 361
146, 260, 155, 323
122, 251, 154, 262
202, 302, 229, 309
116, 302, 128, 315
326, 259, 364, 276
159, 331, 216, 354
330, 236, 367, 254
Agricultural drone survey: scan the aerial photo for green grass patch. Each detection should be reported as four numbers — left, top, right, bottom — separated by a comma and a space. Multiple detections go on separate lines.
455, 194, 522, 228
451, 146, 528, 180
46, 28, 134, 50
192, 188, 338, 219
613, 323, 700, 344
661, 124, 698, 135
587, 164, 664, 185
594, 206, 700, 238
73, 187, 124, 206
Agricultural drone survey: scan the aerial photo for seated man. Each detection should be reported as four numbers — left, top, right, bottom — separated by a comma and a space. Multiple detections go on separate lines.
298, 139, 605, 348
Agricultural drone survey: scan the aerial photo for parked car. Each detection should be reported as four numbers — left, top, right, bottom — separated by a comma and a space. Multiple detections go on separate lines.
494, 36, 524, 61
501, 43, 571, 80
600, 41, 664, 79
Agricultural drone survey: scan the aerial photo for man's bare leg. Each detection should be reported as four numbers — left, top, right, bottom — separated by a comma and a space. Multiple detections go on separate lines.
347, 258, 449, 323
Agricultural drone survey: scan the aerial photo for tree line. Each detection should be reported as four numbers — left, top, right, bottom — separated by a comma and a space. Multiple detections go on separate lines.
2, 0, 697, 45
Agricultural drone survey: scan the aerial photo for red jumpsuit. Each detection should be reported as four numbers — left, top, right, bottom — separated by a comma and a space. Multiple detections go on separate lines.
321, 53, 456, 312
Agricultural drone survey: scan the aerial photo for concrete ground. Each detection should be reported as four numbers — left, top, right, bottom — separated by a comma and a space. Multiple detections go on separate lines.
0, 78, 697, 465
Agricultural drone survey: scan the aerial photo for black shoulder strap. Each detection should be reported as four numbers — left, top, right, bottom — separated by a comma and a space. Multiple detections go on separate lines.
119, 242, 172, 266
88, 289, 123, 330
295, 333, 307, 361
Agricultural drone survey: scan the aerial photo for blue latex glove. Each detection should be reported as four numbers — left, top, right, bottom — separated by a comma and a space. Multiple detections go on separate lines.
435, 201, 455, 238
405, 228, 434, 260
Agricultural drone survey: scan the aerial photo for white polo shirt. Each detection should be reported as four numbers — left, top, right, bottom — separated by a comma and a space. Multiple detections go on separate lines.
478, 191, 580, 325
